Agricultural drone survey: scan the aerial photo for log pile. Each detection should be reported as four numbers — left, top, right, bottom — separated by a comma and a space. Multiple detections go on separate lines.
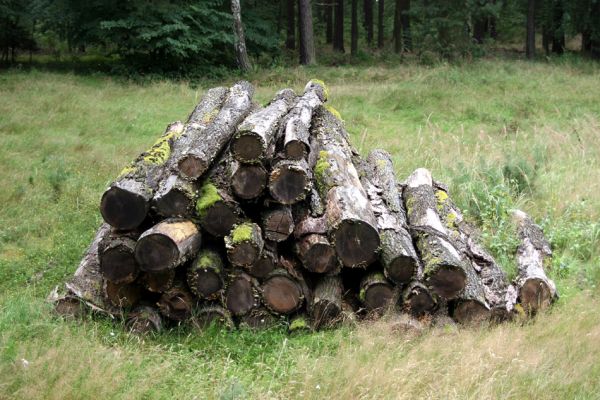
51, 80, 558, 333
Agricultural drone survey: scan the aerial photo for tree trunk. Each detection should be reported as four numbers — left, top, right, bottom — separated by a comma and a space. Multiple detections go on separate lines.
326, 0, 334, 44
231, 88, 297, 163
262, 206, 295, 242
187, 249, 225, 300
286, 0, 296, 49
299, 0, 317, 65
311, 275, 343, 329
135, 219, 202, 272
100, 121, 184, 230
225, 222, 265, 268
509, 210, 557, 314
551, 0, 565, 55
312, 107, 380, 268
140, 270, 175, 293
526, 0, 535, 59
378, 0, 385, 48
403, 168, 467, 299
126, 306, 163, 334
176, 81, 255, 180
226, 271, 260, 316
359, 272, 395, 314
364, 0, 374, 45
394, 0, 401, 53
399, 0, 411, 50
231, 0, 252, 71
351, 0, 358, 56
158, 284, 194, 321
99, 230, 139, 284
333, 0, 345, 52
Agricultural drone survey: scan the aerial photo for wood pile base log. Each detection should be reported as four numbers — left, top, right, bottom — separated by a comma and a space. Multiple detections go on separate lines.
53, 80, 558, 334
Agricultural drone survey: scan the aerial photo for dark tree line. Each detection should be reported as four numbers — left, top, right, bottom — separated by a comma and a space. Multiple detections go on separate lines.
1, 0, 599, 71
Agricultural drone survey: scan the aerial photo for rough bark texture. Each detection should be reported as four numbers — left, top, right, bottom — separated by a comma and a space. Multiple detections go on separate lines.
312, 275, 343, 329
403, 168, 467, 299
299, 0, 316, 65
359, 272, 395, 314
158, 284, 195, 321
187, 249, 225, 300
100, 121, 185, 230
177, 81, 254, 179
225, 222, 265, 268
135, 219, 201, 272
509, 209, 558, 314
231, 0, 252, 71
269, 158, 312, 204
225, 271, 259, 316
231, 89, 297, 163
262, 206, 295, 242
126, 306, 163, 334
99, 230, 139, 284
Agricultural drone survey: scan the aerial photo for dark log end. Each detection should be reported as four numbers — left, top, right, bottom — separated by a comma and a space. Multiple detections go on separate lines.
141, 270, 175, 293
126, 306, 162, 334
404, 287, 436, 317
239, 307, 278, 330
386, 256, 418, 285
193, 306, 233, 330
135, 234, 179, 272
232, 164, 267, 200
452, 300, 491, 325
333, 220, 380, 268
100, 244, 138, 284
200, 201, 239, 237
301, 241, 337, 274
100, 186, 148, 230
263, 208, 295, 242
231, 133, 264, 163
426, 264, 467, 299
520, 278, 553, 314
226, 276, 255, 316
362, 283, 394, 314
178, 155, 208, 180
262, 276, 302, 314
188, 269, 222, 298
105, 281, 142, 309
158, 287, 194, 321
284, 141, 307, 160
228, 242, 259, 267
249, 255, 276, 279
154, 190, 193, 218
269, 167, 309, 204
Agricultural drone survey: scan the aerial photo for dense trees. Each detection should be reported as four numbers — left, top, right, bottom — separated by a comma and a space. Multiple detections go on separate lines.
1, 0, 599, 71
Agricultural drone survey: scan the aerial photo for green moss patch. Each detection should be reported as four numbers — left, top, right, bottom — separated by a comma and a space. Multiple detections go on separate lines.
195, 182, 222, 218
230, 222, 254, 244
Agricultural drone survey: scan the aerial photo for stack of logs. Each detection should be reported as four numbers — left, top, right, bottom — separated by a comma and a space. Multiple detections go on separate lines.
52, 80, 558, 334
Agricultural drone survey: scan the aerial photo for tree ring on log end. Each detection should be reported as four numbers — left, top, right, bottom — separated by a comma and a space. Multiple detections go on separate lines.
228, 242, 259, 267
262, 276, 302, 314
231, 134, 264, 163
100, 186, 148, 230
154, 190, 192, 217
100, 245, 138, 284
386, 256, 418, 285
178, 155, 208, 179
226, 277, 255, 316
190, 270, 222, 298
426, 265, 467, 299
520, 278, 553, 313
333, 220, 380, 268
250, 257, 276, 279
232, 164, 267, 199
452, 300, 491, 325
135, 234, 179, 272
269, 167, 309, 204
284, 141, 307, 160
364, 283, 394, 313
200, 201, 239, 237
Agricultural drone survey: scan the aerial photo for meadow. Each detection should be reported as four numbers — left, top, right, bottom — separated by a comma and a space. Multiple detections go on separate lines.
1, 57, 599, 399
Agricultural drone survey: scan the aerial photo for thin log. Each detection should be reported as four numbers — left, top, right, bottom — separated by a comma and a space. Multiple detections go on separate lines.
126, 306, 163, 334
231, 88, 297, 163
187, 249, 225, 300
283, 80, 327, 160
192, 304, 234, 330
225, 222, 264, 268
98, 230, 139, 284
359, 272, 395, 314
177, 81, 255, 179
100, 121, 184, 230
311, 275, 343, 330
135, 219, 201, 272
225, 271, 259, 316
262, 206, 295, 242
403, 168, 467, 299
157, 284, 194, 321
509, 209, 558, 314
230, 160, 268, 200
402, 281, 436, 317
268, 158, 312, 205
140, 270, 175, 293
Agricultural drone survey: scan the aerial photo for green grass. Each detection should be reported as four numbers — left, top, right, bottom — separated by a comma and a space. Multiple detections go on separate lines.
1, 58, 600, 399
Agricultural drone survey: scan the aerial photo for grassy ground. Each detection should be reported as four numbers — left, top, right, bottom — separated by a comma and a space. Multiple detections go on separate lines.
1, 58, 599, 399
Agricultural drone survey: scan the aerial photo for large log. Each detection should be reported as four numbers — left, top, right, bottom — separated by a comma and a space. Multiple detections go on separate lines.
177, 81, 255, 179
509, 209, 558, 314
311, 275, 343, 329
230, 88, 297, 163
262, 206, 295, 242
261, 268, 304, 315
403, 168, 467, 299
225, 271, 259, 316
268, 158, 312, 205
361, 150, 419, 284
100, 121, 184, 230
98, 230, 139, 284
186, 249, 225, 300
230, 160, 268, 200
157, 284, 195, 321
312, 107, 380, 268
238, 306, 278, 330
225, 222, 264, 268
282, 80, 327, 160
135, 219, 201, 272
359, 271, 395, 315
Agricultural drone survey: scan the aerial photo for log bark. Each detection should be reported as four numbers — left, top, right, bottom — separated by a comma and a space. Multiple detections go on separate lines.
98, 230, 139, 284
283, 81, 326, 160
187, 249, 225, 300
157, 284, 194, 321
509, 209, 557, 314
248, 241, 278, 279
225, 222, 264, 268
402, 281, 436, 317
192, 304, 234, 330
312, 275, 343, 329
105, 281, 142, 309
231, 89, 297, 163
135, 219, 201, 272
140, 270, 175, 293
177, 81, 255, 179
126, 306, 163, 334
100, 121, 184, 230
269, 158, 312, 204
359, 272, 395, 314
225, 271, 259, 316
403, 168, 467, 299
230, 160, 268, 200
312, 107, 380, 268
261, 268, 304, 314
262, 206, 295, 242
360, 150, 419, 284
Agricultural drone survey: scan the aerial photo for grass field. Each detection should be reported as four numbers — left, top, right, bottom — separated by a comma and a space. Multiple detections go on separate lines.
1, 58, 599, 399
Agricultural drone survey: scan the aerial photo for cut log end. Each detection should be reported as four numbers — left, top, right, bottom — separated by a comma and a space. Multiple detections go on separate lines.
141, 270, 175, 293
226, 275, 256, 316
201, 201, 240, 237
99, 242, 138, 284
193, 306, 233, 330
229, 242, 259, 266
426, 264, 467, 299
178, 155, 208, 180
312, 301, 341, 329
153, 190, 193, 218
262, 276, 302, 314
126, 306, 162, 334
158, 287, 194, 321
231, 133, 264, 163
100, 186, 148, 230
269, 166, 309, 205
385, 256, 418, 285
284, 141, 307, 160
333, 220, 380, 268
297, 234, 338, 273
363, 283, 394, 313
231, 164, 267, 199
263, 208, 294, 242
452, 300, 491, 325
404, 286, 436, 317
189, 269, 222, 298
135, 234, 179, 272
105, 281, 142, 309
520, 278, 554, 313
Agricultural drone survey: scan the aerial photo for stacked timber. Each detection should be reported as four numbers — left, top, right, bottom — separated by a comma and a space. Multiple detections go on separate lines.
52, 80, 558, 334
